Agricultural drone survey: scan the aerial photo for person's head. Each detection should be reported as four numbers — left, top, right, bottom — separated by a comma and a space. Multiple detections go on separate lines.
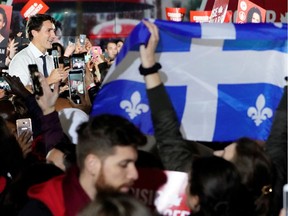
105, 40, 118, 61
53, 20, 63, 43
78, 192, 152, 216
187, 156, 252, 216
247, 7, 262, 23
46, 138, 77, 171
51, 42, 65, 56
77, 114, 147, 193
0, 7, 7, 34
214, 137, 273, 215
116, 39, 124, 53
26, 14, 56, 53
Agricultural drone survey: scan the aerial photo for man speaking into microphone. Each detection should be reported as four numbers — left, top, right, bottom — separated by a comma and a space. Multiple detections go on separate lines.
8, 14, 69, 87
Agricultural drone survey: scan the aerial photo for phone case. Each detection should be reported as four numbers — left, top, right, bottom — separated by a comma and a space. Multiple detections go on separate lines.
16, 118, 33, 141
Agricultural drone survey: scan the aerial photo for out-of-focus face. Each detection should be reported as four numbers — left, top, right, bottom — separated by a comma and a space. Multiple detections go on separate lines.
0, 13, 6, 31
106, 42, 117, 61
96, 146, 138, 193
251, 12, 261, 23
32, 20, 56, 53
213, 142, 237, 161
116, 41, 124, 53
46, 148, 66, 171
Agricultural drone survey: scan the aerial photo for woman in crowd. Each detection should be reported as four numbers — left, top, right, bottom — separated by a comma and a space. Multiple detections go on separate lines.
186, 156, 253, 216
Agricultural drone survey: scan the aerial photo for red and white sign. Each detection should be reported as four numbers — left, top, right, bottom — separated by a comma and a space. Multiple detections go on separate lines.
209, 0, 230, 23
190, 10, 232, 23
20, 0, 49, 18
131, 168, 190, 216
165, 7, 186, 22
236, 0, 266, 23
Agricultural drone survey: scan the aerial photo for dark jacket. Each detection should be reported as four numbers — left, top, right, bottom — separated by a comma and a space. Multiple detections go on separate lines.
147, 84, 213, 172
265, 85, 287, 216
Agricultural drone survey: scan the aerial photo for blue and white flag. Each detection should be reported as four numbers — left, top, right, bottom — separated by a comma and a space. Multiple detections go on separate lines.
91, 19, 287, 142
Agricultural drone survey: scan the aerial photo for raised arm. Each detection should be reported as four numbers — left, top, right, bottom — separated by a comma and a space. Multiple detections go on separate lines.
139, 20, 212, 172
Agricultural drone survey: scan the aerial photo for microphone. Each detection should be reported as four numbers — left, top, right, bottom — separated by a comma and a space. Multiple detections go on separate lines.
52, 49, 59, 69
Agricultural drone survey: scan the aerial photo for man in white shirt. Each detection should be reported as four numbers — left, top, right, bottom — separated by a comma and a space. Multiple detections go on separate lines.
9, 14, 68, 87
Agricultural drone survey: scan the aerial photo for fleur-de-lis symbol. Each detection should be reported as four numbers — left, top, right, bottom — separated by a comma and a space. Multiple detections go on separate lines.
120, 91, 149, 119
247, 94, 273, 126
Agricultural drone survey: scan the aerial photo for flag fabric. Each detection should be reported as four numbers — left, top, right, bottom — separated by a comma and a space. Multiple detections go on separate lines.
91, 19, 287, 142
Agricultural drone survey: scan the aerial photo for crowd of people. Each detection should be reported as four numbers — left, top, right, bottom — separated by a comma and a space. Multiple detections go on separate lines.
0, 13, 286, 216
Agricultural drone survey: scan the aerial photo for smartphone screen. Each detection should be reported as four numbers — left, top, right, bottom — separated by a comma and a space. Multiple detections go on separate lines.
68, 69, 84, 104
59, 56, 70, 68
16, 118, 33, 142
71, 54, 85, 69
0, 76, 10, 91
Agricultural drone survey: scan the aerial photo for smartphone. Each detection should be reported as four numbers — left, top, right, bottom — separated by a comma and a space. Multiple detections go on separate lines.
28, 64, 43, 96
284, 184, 288, 215
68, 69, 84, 104
59, 56, 71, 68
0, 72, 11, 91
16, 118, 33, 141
14, 37, 30, 49
90, 46, 102, 60
79, 34, 86, 46
71, 53, 85, 69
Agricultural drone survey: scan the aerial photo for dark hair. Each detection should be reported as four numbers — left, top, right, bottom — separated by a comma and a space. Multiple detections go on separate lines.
52, 42, 65, 56
233, 137, 273, 216
55, 20, 62, 32
53, 138, 77, 170
0, 7, 7, 34
105, 39, 117, 49
78, 192, 152, 216
76, 114, 147, 170
26, 14, 56, 41
0, 116, 24, 178
0, 99, 18, 123
188, 156, 253, 216
246, 7, 262, 22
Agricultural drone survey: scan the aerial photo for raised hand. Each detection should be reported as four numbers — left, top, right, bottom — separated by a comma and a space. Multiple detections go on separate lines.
36, 72, 60, 115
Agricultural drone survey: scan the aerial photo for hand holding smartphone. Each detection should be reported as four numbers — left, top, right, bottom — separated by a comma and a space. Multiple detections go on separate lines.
16, 118, 33, 142
68, 69, 85, 104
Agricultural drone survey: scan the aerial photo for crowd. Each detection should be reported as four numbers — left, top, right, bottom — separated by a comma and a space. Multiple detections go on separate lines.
0, 13, 286, 216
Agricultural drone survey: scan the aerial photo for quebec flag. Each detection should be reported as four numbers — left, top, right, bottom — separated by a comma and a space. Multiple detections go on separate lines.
91, 19, 287, 142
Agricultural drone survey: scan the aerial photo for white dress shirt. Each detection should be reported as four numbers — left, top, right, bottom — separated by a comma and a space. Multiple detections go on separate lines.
8, 42, 54, 86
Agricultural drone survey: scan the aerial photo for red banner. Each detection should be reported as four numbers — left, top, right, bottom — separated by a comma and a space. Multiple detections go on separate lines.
20, 0, 49, 18
190, 10, 232, 23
